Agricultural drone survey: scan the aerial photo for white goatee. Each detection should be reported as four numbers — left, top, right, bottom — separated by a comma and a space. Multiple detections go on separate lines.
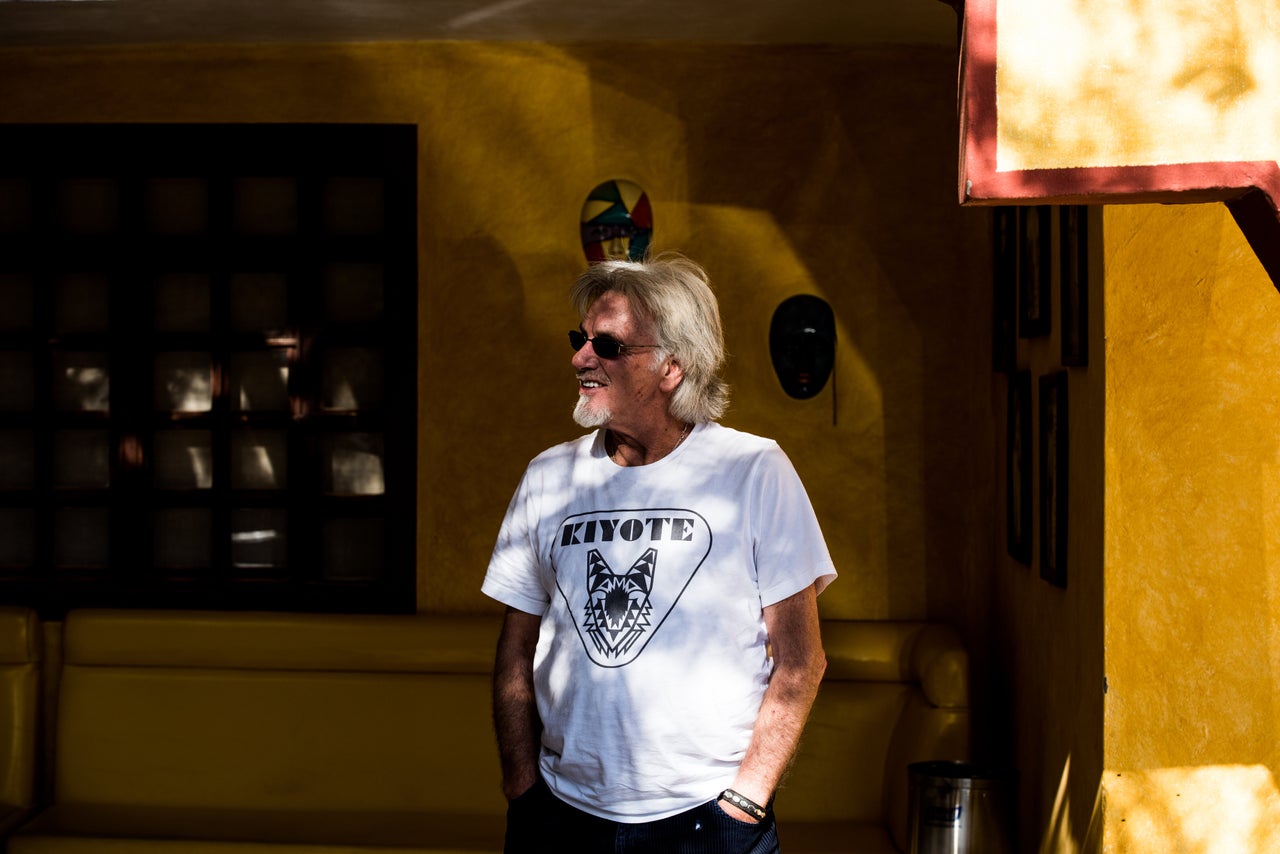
573, 395, 611, 428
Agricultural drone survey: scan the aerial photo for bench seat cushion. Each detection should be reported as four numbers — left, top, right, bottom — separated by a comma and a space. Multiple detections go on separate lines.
2, 804, 32, 838
10, 809, 899, 854
54, 666, 503, 814
10, 809, 900, 854
8, 805, 504, 853
781, 820, 899, 854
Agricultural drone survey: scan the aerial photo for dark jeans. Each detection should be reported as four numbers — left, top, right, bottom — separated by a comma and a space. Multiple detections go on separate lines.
505, 778, 780, 854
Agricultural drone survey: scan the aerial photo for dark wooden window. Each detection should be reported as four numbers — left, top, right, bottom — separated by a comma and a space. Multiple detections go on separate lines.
0, 124, 417, 616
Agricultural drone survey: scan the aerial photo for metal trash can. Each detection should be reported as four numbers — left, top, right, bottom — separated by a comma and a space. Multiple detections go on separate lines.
908, 761, 1015, 854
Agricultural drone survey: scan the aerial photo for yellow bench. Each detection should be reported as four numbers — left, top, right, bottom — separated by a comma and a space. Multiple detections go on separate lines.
7, 610, 967, 853
0, 606, 40, 839
10, 609, 507, 853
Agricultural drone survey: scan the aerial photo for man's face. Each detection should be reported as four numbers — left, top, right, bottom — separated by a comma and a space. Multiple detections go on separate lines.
571, 291, 670, 433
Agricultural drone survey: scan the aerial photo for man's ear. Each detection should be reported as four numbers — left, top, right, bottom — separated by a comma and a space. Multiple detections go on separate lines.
659, 357, 684, 393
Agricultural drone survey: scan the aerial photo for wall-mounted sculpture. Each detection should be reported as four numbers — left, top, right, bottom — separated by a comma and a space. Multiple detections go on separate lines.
580, 179, 652, 264
769, 295, 835, 400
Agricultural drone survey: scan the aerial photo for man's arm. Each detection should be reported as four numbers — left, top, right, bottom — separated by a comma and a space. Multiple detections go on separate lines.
492, 606, 543, 800
721, 583, 827, 821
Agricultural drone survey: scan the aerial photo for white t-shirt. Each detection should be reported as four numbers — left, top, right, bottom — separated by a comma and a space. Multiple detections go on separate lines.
482, 421, 837, 822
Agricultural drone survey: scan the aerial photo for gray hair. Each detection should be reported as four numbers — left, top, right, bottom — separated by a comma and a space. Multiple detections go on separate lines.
570, 253, 730, 423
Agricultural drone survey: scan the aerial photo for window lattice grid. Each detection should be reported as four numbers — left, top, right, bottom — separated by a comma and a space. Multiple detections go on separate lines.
0, 124, 416, 616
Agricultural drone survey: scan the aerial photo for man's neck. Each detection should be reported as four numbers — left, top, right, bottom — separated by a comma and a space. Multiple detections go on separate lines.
606, 419, 691, 467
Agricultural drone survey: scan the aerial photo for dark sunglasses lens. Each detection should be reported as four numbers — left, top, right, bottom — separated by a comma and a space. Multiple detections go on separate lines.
592, 336, 621, 358
568, 331, 622, 358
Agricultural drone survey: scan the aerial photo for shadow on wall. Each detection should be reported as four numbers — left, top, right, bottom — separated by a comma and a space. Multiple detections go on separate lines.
419, 235, 572, 612
1037, 754, 1104, 854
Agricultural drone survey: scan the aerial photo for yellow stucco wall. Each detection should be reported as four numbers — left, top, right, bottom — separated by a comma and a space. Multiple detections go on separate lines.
1103, 202, 1280, 851
0, 41, 993, 622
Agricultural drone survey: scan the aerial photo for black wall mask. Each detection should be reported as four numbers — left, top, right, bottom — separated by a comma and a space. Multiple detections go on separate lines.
769, 295, 835, 400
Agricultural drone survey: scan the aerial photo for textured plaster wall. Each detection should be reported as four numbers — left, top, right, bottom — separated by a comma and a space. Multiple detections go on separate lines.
0, 42, 992, 622
1103, 203, 1280, 851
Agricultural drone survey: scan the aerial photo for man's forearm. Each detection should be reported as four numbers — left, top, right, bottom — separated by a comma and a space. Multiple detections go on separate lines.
724, 586, 826, 819
729, 656, 825, 804
492, 607, 543, 800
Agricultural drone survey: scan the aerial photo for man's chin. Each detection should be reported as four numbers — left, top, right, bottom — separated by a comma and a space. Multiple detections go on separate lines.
573, 397, 610, 429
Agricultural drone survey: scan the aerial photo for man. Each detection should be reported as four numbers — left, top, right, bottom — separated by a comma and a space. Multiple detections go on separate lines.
483, 254, 836, 854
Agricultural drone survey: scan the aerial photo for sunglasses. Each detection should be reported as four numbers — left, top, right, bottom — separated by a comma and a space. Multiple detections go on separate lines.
568, 330, 662, 360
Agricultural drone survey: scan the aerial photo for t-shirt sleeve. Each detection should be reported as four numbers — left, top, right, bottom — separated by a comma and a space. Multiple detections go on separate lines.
481, 468, 551, 616
750, 444, 838, 606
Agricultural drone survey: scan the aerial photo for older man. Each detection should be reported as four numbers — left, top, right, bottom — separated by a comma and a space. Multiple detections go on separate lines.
483, 254, 836, 854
